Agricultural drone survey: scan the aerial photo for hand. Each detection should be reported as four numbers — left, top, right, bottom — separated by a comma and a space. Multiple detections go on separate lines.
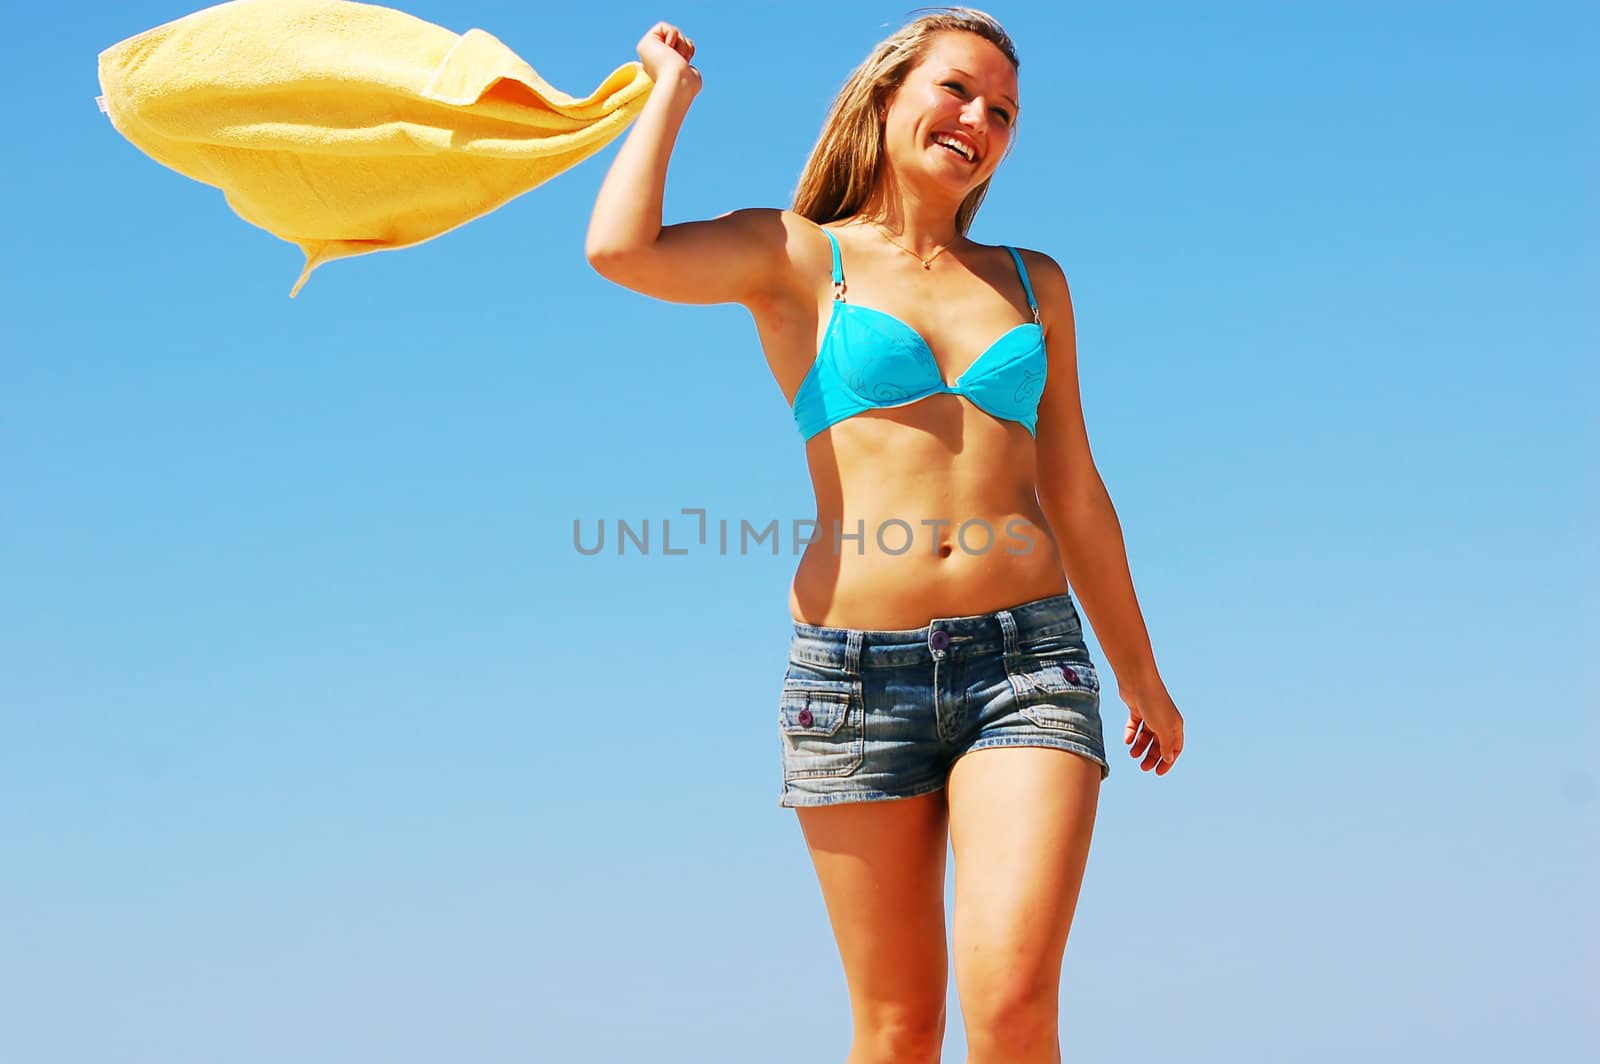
637, 22, 700, 90
1122, 679, 1184, 776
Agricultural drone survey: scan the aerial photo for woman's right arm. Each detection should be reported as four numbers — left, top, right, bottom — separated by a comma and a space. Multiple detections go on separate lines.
584, 24, 788, 308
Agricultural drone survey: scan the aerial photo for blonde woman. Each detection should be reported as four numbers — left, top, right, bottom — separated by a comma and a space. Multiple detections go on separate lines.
586, 9, 1184, 1062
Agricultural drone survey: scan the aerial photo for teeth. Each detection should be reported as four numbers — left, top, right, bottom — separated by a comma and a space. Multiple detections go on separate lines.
932, 134, 975, 161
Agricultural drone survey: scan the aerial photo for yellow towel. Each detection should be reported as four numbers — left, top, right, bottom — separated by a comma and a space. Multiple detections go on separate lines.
96, 0, 652, 297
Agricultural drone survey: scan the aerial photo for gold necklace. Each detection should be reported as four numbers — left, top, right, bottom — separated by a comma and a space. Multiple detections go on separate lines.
870, 222, 954, 270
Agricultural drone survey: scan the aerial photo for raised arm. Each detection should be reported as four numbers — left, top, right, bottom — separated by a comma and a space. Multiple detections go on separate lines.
585, 24, 787, 307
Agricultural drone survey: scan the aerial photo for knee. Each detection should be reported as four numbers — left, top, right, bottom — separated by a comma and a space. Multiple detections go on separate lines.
854, 1002, 946, 1064
964, 992, 1058, 1058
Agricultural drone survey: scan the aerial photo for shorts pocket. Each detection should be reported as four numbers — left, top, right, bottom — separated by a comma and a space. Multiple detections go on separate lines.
1004, 638, 1101, 706
1006, 648, 1103, 741
778, 676, 865, 779
1011, 626, 1086, 663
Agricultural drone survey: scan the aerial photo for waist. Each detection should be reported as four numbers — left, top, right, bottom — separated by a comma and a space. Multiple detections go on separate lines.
787, 591, 1084, 671
789, 524, 1068, 628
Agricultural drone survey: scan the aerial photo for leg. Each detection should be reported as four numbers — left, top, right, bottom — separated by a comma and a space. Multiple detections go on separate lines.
947, 746, 1101, 1064
793, 788, 952, 1064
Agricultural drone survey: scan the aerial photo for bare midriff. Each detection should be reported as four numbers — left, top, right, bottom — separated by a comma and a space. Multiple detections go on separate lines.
789, 397, 1069, 629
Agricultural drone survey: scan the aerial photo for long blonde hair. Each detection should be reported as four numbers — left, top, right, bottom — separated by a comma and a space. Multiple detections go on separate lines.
790, 7, 1021, 235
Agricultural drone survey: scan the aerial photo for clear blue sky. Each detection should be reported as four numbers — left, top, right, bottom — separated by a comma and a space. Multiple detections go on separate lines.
3, 1, 1594, 1060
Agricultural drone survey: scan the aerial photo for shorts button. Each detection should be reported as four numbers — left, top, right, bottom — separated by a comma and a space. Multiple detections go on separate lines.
797, 708, 814, 727
929, 629, 950, 650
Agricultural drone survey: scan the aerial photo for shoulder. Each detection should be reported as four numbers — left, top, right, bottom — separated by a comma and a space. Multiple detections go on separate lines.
770, 209, 840, 301
702, 206, 824, 254
1007, 246, 1071, 305
774, 208, 836, 250
1008, 245, 1075, 340
691, 208, 831, 309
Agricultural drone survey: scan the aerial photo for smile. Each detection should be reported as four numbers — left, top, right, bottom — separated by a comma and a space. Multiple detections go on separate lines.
930, 132, 978, 163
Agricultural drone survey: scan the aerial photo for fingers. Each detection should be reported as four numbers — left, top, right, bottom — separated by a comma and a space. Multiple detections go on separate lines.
1126, 718, 1181, 775
638, 23, 699, 83
1127, 717, 1152, 759
657, 23, 696, 57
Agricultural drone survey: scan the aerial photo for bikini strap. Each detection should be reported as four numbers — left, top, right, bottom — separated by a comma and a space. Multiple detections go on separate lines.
823, 227, 846, 301
1004, 246, 1041, 325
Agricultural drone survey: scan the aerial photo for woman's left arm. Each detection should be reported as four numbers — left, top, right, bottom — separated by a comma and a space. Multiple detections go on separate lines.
1022, 250, 1185, 774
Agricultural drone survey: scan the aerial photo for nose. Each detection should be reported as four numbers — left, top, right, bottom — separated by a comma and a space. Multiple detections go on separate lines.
959, 98, 991, 134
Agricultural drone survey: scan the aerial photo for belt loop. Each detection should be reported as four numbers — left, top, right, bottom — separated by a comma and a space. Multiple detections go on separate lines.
845, 629, 864, 677
997, 608, 1020, 661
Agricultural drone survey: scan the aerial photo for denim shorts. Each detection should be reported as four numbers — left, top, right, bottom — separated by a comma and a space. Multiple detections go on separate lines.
776, 592, 1111, 808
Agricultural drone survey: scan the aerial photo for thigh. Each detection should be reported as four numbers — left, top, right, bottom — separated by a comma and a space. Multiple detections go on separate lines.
947, 745, 1100, 1013
792, 789, 951, 1021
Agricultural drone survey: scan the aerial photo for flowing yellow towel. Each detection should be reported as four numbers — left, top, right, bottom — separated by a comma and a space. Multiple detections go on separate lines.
96, 0, 652, 297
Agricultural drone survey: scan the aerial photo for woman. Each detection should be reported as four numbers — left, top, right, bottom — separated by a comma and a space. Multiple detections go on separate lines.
587, 8, 1184, 1062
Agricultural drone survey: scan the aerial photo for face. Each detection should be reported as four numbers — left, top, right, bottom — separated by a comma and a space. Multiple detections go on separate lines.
880, 31, 1020, 192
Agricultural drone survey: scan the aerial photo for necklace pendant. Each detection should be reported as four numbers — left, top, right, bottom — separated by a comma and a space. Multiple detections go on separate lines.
922, 260, 932, 269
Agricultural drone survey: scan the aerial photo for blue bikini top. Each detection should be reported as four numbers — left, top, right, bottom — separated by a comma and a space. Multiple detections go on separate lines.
791, 227, 1048, 440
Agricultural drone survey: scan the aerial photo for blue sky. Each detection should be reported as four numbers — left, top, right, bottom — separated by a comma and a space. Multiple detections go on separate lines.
3, 1, 1595, 1060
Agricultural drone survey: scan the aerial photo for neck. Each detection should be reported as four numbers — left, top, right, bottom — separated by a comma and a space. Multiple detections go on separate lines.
856, 181, 964, 256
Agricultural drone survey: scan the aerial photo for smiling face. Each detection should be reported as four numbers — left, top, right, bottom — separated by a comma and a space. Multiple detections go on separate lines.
880, 30, 1020, 195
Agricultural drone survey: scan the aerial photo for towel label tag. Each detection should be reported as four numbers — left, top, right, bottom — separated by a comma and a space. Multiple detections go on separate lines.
96, 95, 108, 113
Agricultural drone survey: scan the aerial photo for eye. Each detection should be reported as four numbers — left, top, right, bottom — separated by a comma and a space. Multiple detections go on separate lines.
942, 81, 1011, 125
